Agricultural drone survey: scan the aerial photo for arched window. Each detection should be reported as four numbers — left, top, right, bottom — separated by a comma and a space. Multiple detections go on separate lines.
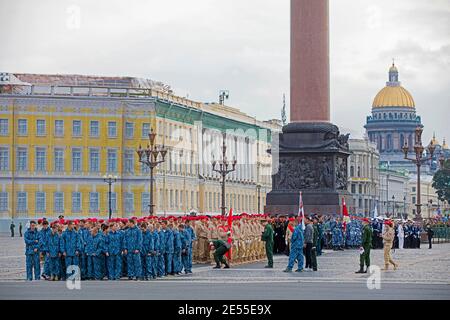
350, 166, 354, 176
387, 134, 393, 151
384, 113, 387, 119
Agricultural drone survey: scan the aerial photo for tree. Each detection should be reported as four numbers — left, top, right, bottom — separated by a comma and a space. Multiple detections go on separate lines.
432, 159, 450, 203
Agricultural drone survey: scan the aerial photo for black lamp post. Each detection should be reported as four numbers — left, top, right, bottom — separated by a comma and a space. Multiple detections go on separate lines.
137, 128, 168, 216
392, 195, 395, 218
256, 184, 261, 214
402, 126, 435, 221
103, 174, 117, 220
212, 133, 237, 216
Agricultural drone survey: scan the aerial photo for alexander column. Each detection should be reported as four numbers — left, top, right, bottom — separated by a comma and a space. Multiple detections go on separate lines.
265, 0, 351, 216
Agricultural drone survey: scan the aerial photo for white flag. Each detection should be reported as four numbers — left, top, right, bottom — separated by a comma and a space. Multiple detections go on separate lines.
298, 191, 305, 231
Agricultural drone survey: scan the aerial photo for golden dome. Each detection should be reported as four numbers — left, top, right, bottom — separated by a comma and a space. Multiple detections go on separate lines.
431, 133, 439, 146
443, 138, 449, 150
372, 85, 415, 108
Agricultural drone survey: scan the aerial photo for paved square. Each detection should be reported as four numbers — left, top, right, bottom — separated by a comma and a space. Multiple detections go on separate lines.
0, 234, 449, 299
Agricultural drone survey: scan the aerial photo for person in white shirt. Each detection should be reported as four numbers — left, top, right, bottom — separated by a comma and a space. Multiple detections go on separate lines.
397, 222, 404, 249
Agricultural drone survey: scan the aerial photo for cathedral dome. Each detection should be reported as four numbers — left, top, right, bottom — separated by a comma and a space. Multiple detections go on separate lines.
372, 86, 415, 108
372, 63, 415, 108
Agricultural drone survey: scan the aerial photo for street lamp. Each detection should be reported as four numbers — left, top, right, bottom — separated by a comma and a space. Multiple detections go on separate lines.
402, 126, 435, 221
103, 174, 117, 220
137, 128, 168, 216
212, 133, 237, 216
256, 184, 262, 214
179, 149, 187, 214
403, 195, 407, 220
392, 195, 395, 218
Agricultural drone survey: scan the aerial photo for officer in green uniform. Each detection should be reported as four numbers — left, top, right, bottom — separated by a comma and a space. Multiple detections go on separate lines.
261, 219, 274, 268
210, 239, 231, 269
356, 218, 372, 274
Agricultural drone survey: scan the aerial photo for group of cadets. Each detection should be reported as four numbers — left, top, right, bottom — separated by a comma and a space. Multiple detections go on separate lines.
24, 212, 429, 281
24, 216, 196, 281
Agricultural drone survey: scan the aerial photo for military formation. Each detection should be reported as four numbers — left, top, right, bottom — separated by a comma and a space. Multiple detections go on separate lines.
22, 212, 431, 281
23, 214, 270, 281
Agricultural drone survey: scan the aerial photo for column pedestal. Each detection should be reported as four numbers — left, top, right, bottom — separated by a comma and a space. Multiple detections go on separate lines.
265, 122, 351, 216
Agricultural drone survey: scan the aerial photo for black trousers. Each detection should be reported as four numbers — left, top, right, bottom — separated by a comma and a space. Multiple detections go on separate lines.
304, 243, 313, 268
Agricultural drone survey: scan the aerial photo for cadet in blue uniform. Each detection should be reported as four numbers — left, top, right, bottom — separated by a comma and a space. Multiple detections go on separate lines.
184, 219, 196, 273
90, 227, 105, 280
61, 221, 81, 278
284, 221, 304, 272
77, 219, 90, 280
180, 224, 191, 274
100, 224, 109, 279
106, 223, 123, 280
140, 222, 154, 280
47, 223, 62, 280
157, 223, 166, 277
123, 219, 143, 280
316, 218, 323, 256
24, 221, 41, 281
39, 220, 51, 279
85, 228, 95, 280
151, 224, 160, 279
172, 224, 183, 275
163, 221, 174, 275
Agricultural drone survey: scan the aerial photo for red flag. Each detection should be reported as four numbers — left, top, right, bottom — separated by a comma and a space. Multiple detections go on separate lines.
342, 198, 350, 232
225, 208, 233, 260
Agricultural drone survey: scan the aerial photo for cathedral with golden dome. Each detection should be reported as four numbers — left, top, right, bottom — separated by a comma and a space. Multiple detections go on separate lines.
365, 63, 423, 172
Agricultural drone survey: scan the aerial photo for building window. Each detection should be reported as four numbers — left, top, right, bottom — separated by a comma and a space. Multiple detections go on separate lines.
125, 122, 134, 139
54, 148, 64, 172
90, 121, 99, 137
72, 148, 82, 172
125, 192, 134, 213
18, 119, 27, 135
124, 150, 134, 173
36, 119, 46, 136
89, 192, 99, 213
36, 192, 46, 213
110, 192, 117, 212
54, 120, 64, 137
72, 192, 82, 213
35, 147, 46, 172
358, 185, 363, 194
107, 149, 117, 172
412, 187, 416, 192
54, 192, 64, 213
17, 192, 27, 213
0, 147, 9, 171
412, 197, 416, 204
142, 193, 150, 213
142, 123, 150, 138
357, 166, 361, 177
108, 121, 117, 138
0, 119, 8, 135
141, 162, 150, 174
72, 120, 82, 137
350, 166, 354, 177
17, 147, 27, 171
0, 192, 8, 212
89, 149, 100, 173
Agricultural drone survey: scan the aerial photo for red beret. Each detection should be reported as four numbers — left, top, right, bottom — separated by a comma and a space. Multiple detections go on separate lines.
362, 218, 370, 223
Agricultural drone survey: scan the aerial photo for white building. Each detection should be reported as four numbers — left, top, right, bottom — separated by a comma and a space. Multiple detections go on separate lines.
347, 138, 380, 216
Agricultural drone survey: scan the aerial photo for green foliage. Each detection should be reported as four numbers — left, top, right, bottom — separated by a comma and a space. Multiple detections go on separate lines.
432, 159, 450, 202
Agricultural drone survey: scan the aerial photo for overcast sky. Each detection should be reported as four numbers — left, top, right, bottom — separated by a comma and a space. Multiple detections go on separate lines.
1, 0, 449, 143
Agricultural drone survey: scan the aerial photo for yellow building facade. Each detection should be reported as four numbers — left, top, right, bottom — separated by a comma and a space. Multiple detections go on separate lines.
0, 77, 278, 227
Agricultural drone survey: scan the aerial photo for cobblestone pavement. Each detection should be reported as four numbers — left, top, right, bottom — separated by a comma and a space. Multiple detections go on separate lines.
1, 234, 449, 285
